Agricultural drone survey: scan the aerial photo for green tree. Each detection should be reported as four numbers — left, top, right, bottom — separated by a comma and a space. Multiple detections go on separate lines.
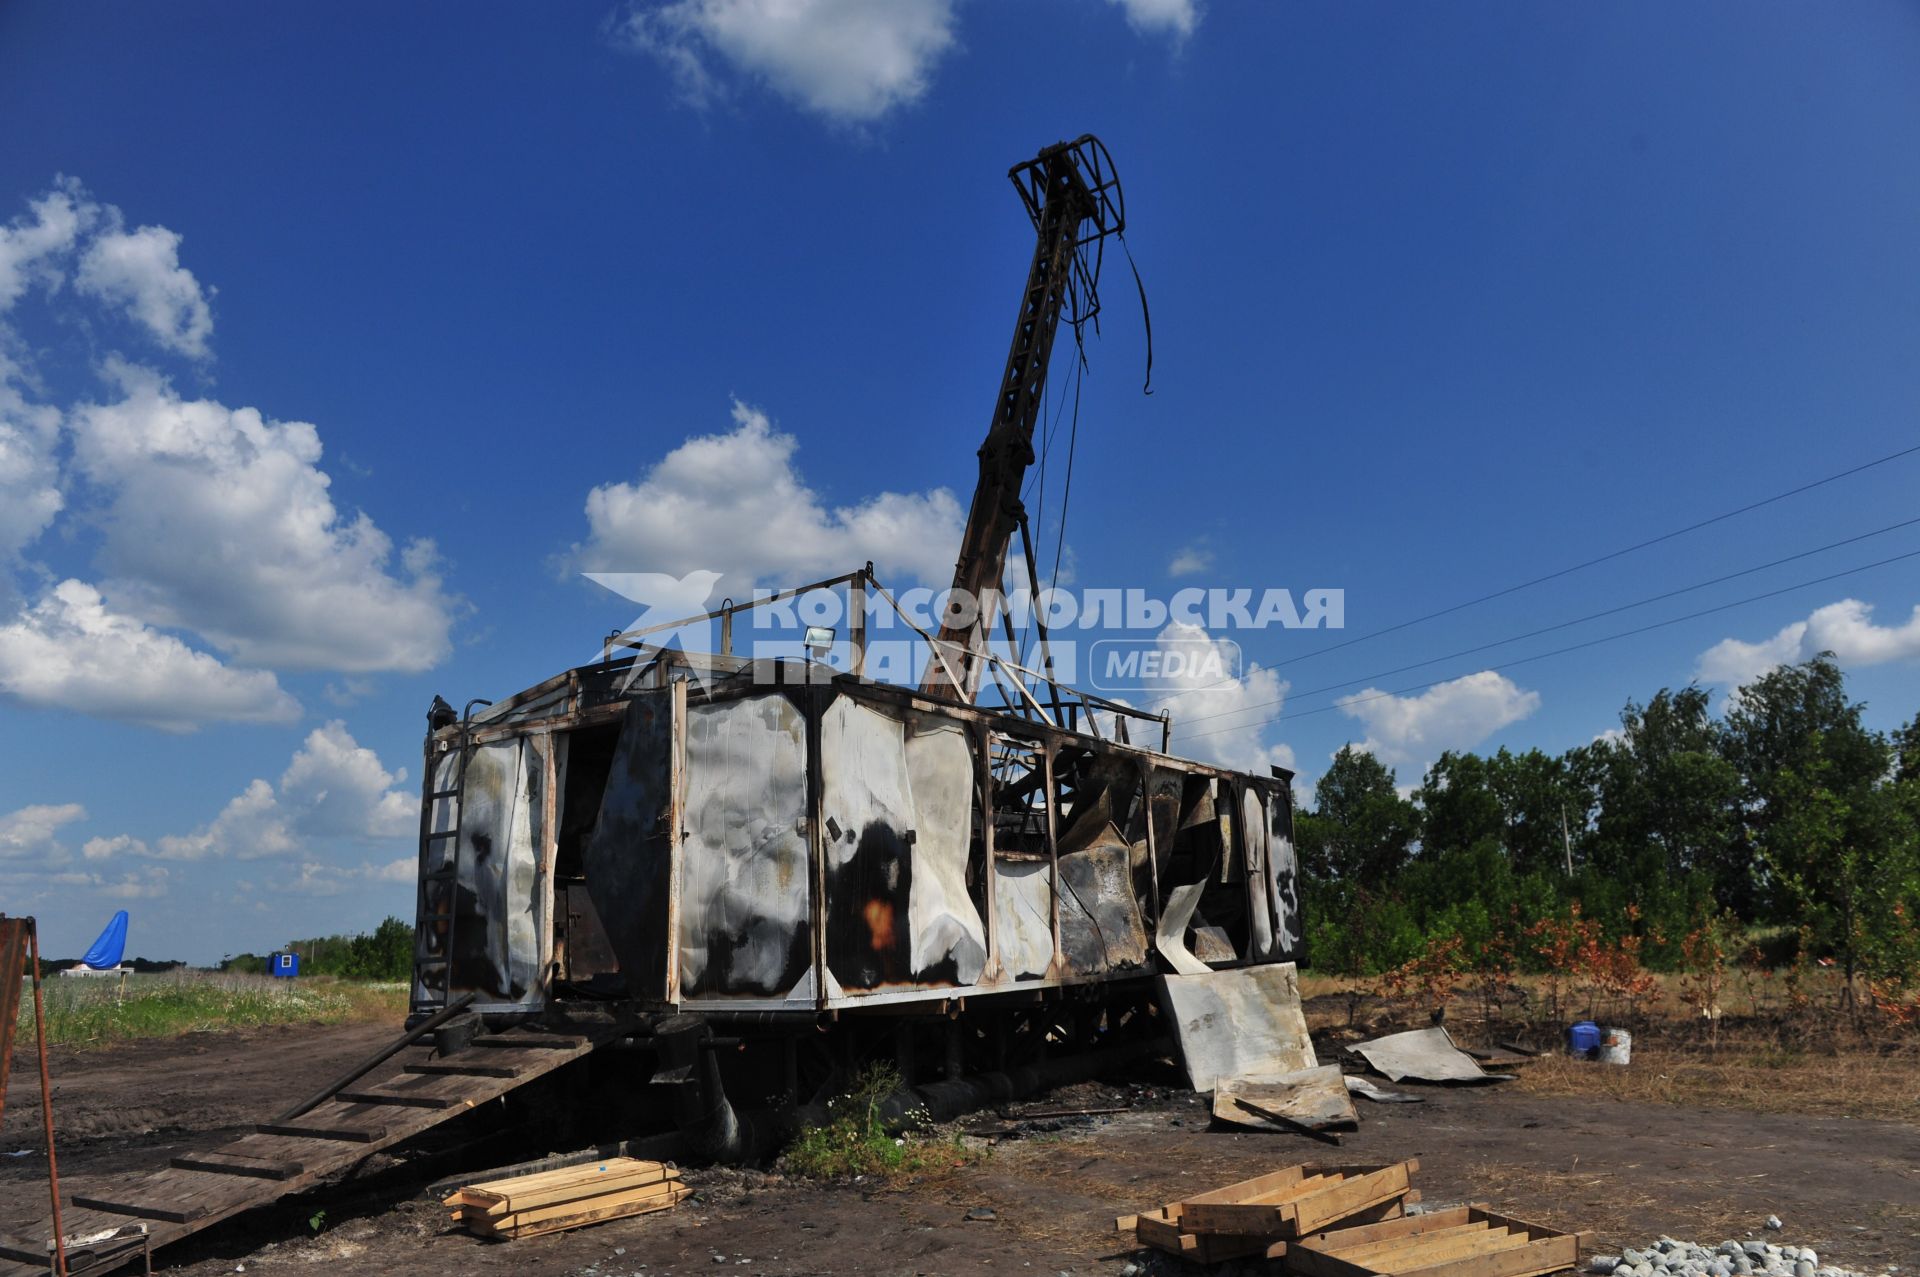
1720, 655, 1890, 919
1296, 746, 1419, 884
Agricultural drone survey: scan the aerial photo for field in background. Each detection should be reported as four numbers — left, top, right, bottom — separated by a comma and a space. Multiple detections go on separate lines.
12, 971, 407, 1048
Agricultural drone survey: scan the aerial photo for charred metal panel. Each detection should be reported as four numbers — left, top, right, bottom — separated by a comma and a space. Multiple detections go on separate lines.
1240, 786, 1276, 959
993, 858, 1056, 979
1057, 839, 1149, 975
821, 698, 986, 991
450, 737, 546, 1007
677, 693, 812, 999
1269, 787, 1304, 960
412, 749, 460, 1008
902, 717, 987, 985
582, 690, 676, 1000
559, 881, 620, 980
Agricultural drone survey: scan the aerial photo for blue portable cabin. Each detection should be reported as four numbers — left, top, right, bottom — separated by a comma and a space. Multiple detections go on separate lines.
269, 952, 300, 979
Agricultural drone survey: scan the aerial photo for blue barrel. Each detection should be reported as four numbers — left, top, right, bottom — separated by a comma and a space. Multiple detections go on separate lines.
1566, 1020, 1601, 1056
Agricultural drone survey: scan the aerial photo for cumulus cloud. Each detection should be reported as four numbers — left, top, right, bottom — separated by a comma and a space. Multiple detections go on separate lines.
0, 802, 87, 866
0, 181, 91, 312
1697, 598, 1920, 689
1167, 542, 1212, 577
0, 579, 300, 731
0, 185, 94, 574
0, 369, 63, 574
1138, 622, 1296, 773
82, 833, 146, 861
284, 856, 415, 897
574, 399, 963, 593
611, 0, 957, 123
0, 181, 453, 728
76, 220, 214, 358
138, 721, 414, 861
68, 362, 457, 673
1107, 0, 1201, 39
1337, 670, 1541, 770
0, 178, 212, 356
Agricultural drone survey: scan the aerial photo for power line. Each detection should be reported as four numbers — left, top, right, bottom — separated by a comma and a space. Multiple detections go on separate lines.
1167, 513, 1920, 732
1167, 544, 1920, 746
1137, 438, 1920, 710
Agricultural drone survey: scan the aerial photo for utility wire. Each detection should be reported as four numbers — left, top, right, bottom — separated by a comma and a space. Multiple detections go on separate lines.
1168, 513, 1920, 731
1168, 544, 1920, 745
1135, 438, 1920, 710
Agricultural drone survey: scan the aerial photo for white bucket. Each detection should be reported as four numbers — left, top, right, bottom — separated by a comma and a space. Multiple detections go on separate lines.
1597, 1026, 1631, 1065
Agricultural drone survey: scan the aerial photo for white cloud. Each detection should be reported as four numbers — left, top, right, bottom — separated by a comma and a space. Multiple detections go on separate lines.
575, 399, 963, 592
1337, 670, 1540, 770
99, 865, 170, 900
82, 833, 145, 861
612, 0, 957, 123
0, 184, 94, 574
1145, 621, 1296, 772
1697, 598, 1920, 689
277, 720, 414, 840
1107, 0, 1201, 40
0, 802, 86, 865
284, 856, 414, 897
0, 365, 64, 574
76, 220, 214, 358
0, 579, 300, 731
68, 362, 457, 673
0, 181, 90, 312
1168, 542, 1212, 577
144, 721, 413, 861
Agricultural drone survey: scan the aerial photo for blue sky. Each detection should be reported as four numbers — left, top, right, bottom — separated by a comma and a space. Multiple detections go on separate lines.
2, 1, 1917, 963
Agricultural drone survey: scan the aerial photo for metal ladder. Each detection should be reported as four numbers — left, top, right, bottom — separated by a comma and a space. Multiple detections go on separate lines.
409, 699, 489, 1017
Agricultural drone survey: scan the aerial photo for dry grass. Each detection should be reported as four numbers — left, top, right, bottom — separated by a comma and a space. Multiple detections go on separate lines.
1513, 1040, 1920, 1123
1300, 970, 1920, 1124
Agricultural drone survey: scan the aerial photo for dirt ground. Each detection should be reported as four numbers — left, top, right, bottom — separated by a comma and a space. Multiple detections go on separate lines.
5, 1024, 1918, 1277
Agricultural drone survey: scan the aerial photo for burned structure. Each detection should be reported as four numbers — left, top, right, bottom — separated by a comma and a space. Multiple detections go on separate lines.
404, 135, 1305, 1123
0, 136, 1310, 1277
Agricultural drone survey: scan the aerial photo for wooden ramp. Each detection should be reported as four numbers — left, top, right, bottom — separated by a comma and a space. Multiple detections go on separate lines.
0, 1018, 639, 1276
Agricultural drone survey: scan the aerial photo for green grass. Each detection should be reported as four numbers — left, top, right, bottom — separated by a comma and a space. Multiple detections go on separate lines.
780, 1063, 982, 1180
13, 971, 407, 1048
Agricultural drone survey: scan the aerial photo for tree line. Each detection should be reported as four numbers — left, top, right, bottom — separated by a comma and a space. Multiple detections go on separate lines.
1295, 654, 1920, 1015
221, 916, 413, 981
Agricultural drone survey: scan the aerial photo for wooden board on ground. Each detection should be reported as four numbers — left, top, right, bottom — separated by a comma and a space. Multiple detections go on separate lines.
445, 1157, 686, 1242
1289, 1204, 1590, 1277
1118, 1188, 1414, 1266
1177, 1160, 1420, 1237
1213, 1066, 1358, 1133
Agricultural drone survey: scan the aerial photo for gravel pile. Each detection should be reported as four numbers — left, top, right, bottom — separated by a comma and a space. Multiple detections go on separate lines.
1590, 1235, 1893, 1277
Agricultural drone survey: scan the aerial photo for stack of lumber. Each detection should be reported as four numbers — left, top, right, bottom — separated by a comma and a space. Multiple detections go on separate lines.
1118, 1161, 1591, 1276
1289, 1205, 1592, 1277
444, 1157, 687, 1241
1117, 1160, 1421, 1264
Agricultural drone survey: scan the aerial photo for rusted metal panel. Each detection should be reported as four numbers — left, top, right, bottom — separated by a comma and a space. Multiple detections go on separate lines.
581, 690, 676, 1001
0, 916, 25, 1120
